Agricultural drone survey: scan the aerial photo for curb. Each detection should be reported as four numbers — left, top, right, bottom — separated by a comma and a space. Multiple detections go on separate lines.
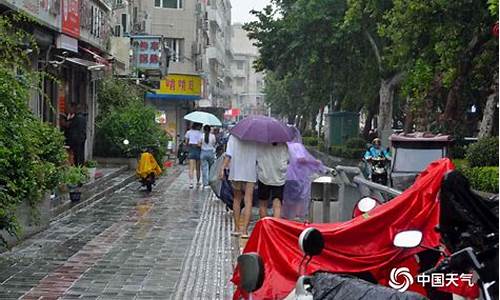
50, 172, 136, 222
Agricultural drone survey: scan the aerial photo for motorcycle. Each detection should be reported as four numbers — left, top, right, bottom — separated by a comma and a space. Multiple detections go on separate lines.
123, 139, 162, 192
365, 155, 389, 185
238, 227, 427, 300
296, 170, 498, 300
177, 140, 189, 165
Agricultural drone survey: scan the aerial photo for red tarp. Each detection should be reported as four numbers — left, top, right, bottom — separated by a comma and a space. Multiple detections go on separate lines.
232, 158, 477, 299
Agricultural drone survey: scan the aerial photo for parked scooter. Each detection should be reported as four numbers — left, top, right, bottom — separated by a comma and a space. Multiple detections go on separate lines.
177, 140, 188, 165
123, 139, 161, 192
366, 155, 389, 185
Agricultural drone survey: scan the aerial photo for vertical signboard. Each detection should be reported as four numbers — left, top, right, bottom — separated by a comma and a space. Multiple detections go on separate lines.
61, 0, 80, 38
131, 36, 161, 70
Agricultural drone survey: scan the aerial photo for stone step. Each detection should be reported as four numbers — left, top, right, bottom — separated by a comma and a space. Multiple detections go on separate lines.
50, 169, 136, 221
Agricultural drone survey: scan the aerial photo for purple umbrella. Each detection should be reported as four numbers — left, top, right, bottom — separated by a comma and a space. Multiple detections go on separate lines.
230, 115, 292, 143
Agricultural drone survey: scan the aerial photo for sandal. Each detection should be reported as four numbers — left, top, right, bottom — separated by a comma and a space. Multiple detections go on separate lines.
240, 234, 250, 239
231, 231, 241, 236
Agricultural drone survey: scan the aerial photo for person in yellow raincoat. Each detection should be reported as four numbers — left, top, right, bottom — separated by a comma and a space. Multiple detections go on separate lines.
136, 151, 162, 179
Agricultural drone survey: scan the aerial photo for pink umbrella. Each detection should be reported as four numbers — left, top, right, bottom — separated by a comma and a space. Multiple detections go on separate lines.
230, 115, 292, 143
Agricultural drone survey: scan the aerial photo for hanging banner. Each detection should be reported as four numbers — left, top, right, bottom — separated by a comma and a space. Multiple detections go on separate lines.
61, 0, 80, 38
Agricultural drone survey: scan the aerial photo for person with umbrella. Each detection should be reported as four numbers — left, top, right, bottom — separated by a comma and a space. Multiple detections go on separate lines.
185, 122, 203, 188
219, 135, 257, 238
200, 125, 217, 187
183, 111, 222, 189
257, 142, 289, 219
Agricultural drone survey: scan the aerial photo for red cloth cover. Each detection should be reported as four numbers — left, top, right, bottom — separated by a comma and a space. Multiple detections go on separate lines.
232, 158, 477, 299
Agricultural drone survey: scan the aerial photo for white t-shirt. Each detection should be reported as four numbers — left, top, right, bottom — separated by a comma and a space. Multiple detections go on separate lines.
201, 133, 216, 151
225, 135, 257, 183
256, 143, 289, 186
185, 129, 203, 145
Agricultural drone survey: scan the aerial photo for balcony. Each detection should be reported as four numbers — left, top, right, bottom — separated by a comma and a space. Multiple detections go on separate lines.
207, 7, 224, 29
206, 46, 225, 65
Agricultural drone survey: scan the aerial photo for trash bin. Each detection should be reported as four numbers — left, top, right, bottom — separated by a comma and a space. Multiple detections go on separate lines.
309, 176, 339, 223
328, 112, 359, 146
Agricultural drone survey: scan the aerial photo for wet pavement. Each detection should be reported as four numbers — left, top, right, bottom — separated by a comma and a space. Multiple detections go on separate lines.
0, 166, 236, 300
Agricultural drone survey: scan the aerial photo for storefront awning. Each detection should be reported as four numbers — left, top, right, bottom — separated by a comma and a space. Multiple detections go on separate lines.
65, 57, 106, 71
145, 93, 201, 101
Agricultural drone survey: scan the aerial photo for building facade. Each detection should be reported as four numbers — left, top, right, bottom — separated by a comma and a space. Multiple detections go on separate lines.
0, 0, 113, 162
110, 0, 232, 146
231, 23, 266, 117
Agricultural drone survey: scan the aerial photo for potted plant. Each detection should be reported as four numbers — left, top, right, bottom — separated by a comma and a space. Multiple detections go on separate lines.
64, 166, 89, 202
84, 160, 98, 181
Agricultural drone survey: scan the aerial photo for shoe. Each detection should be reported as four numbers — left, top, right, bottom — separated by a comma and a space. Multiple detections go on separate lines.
231, 231, 241, 237
240, 234, 249, 239
189, 183, 193, 189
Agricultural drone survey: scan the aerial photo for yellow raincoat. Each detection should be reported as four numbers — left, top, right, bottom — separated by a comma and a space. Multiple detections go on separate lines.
136, 152, 162, 179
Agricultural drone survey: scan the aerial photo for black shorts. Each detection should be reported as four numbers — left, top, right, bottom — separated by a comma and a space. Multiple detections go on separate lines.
258, 181, 284, 202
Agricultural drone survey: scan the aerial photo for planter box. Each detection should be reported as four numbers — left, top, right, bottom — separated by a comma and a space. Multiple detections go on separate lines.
0, 194, 51, 249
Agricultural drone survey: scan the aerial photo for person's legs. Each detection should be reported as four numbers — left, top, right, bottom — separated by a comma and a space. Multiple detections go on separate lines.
271, 185, 284, 218
272, 198, 282, 218
195, 159, 201, 184
200, 151, 209, 186
188, 159, 195, 187
232, 182, 243, 233
241, 182, 255, 236
258, 181, 270, 219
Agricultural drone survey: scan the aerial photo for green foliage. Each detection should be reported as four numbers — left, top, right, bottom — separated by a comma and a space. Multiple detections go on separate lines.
302, 136, 319, 147
465, 137, 499, 167
96, 76, 143, 119
0, 13, 67, 245
84, 160, 97, 168
96, 102, 169, 165
345, 137, 367, 149
329, 146, 365, 159
449, 145, 467, 159
63, 166, 89, 186
462, 166, 499, 193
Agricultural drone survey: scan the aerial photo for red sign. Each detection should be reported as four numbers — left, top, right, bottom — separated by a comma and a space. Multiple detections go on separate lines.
61, 0, 80, 38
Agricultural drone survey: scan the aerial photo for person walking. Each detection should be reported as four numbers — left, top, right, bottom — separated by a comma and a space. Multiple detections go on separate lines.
185, 123, 203, 188
256, 142, 289, 219
67, 103, 87, 166
200, 125, 216, 187
219, 135, 257, 238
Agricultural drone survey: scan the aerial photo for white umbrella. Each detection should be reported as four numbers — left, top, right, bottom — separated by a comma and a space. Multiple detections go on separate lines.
184, 111, 222, 126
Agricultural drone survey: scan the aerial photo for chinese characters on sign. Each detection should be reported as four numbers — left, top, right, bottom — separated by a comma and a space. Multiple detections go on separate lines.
157, 74, 202, 97
132, 36, 162, 70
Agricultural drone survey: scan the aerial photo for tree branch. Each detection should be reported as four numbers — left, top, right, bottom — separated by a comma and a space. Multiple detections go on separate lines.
364, 30, 383, 73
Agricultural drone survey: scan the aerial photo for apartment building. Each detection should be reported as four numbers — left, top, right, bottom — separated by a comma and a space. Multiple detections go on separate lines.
231, 23, 266, 117
110, 0, 232, 144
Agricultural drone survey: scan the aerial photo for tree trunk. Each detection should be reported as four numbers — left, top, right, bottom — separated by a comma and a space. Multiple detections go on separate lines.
310, 111, 317, 134
362, 109, 374, 139
378, 73, 403, 137
478, 72, 499, 138
442, 33, 489, 127
318, 106, 324, 138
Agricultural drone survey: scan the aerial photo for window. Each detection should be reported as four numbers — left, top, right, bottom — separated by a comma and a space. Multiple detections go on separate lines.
116, 0, 123, 4
155, 0, 183, 9
114, 25, 121, 37
165, 38, 183, 62
393, 148, 444, 173
121, 14, 127, 33
236, 61, 244, 70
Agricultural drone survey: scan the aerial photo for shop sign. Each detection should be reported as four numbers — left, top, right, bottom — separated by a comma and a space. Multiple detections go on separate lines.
56, 33, 78, 52
156, 74, 202, 97
61, 0, 80, 38
131, 36, 162, 70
